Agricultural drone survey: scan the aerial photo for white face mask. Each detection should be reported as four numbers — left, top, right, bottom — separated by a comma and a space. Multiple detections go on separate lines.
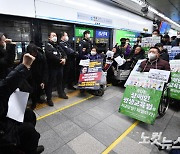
64, 36, 69, 42
177, 35, 180, 39
86, 34, 90, 38
148, 52, 157, 60
51, 36, 57, 43
152, 34, 158, 37
91, 51, 96, 56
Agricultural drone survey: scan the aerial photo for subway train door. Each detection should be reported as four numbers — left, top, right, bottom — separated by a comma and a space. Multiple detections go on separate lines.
94, 29, 111, 53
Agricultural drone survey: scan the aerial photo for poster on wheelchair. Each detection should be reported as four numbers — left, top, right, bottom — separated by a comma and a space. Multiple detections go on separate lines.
119, 63, 170, 124
169, 60, 180, 100
78, 59, 103, 90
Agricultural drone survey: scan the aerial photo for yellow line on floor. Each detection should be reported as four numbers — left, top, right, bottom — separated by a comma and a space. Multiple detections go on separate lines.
37, 95, 94, 121
102, 120, 139, 154
35, 90, 80, 110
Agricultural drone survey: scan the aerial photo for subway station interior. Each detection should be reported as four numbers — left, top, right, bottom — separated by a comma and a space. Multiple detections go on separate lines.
0, 0, 180, 154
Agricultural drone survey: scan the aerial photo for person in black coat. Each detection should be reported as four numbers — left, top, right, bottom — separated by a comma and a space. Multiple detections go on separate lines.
78, 30, 93, 59
45, 32, 68, 106
0, 53, 44, 154
24, 43, 48, 109
0, 32, 15, 80
155, 43, 169, 62
59, 32, 76, 90
119, 46, 145, 70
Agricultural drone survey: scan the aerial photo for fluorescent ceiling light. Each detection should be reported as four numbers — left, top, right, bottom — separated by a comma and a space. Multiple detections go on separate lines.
65, 0, 87, 7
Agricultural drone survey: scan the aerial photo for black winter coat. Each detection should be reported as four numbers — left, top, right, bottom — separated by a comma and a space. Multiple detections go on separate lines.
0, 64, 30, 144
45, 42, 67, 69
0, 44, 15, 79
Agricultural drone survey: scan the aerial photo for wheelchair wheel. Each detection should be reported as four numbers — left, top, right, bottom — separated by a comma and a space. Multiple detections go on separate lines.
94, 87, 104, 96
158, 85, 170, 116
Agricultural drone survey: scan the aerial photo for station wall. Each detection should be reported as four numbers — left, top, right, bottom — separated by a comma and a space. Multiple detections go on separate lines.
0, 0, 153, 33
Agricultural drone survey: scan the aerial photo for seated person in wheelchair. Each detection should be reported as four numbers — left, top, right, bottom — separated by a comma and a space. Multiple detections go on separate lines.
139, 47, 170, 72
0, 54, 44, 154
119, 46, 145, 70
85, 46, 102, 60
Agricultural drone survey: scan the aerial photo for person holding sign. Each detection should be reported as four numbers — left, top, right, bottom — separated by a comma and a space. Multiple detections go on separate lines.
0, 54, 44, 154
139, 47, 170, 72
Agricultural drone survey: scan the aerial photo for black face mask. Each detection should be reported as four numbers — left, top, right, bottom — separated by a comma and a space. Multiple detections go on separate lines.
121, 42, 126, 45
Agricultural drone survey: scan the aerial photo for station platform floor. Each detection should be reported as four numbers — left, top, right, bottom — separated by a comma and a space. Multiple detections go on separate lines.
34, 85, 180, 154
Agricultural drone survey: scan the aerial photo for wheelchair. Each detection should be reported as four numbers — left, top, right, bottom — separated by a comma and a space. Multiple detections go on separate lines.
158, 83, 170, 117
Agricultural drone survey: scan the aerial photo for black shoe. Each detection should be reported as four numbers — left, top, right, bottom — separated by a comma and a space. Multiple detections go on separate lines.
47, 100, 54, 106
36, 145, 44, 154
59, 93, 68, 99
67, 86, 76, 90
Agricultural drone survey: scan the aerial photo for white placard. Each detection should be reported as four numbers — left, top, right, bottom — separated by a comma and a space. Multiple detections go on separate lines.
79, 59, 90, 66
114, 56, 126, 66
7, 89, 29, 123
148, 69, 170, 83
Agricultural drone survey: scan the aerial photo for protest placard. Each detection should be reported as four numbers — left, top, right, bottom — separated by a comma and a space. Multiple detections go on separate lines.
169, 60, 180, 100
78, 59, 103, 90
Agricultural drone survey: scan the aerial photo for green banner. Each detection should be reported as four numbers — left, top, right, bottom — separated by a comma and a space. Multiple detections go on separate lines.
169, 72, 180, 100
119, 85, 162, 124
75, 27, 94, 37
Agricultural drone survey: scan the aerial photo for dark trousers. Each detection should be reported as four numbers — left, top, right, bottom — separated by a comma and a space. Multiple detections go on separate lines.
46, 67, 64, 101
30, 82, 43, 106
63, 60, 75, 88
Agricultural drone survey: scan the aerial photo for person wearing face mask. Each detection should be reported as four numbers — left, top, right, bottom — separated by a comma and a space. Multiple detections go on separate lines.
78, 30, 93, 60
139, 47, 170, 72
0, 32, 16, 80
45, 32, 68, 106
155, 43, 169, 62
59, 31, 76, 90
172, 31, 180, 47
152, 29, 160, 37
87, 46, 102, 60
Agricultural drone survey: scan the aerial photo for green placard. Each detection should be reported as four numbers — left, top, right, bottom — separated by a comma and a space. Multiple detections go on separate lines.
119, 85, 162, 124
169, 72, 180, 100
75, 27, 94, 37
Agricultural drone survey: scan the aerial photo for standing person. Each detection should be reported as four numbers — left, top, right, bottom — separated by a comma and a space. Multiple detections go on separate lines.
0, 53, 44, 154
45, 32, 68, 107
78, 30, 93, 59
59, 32, 76, 90
0, 32, 16, 80
152, 29, 160, 37
25, 43, 48, 109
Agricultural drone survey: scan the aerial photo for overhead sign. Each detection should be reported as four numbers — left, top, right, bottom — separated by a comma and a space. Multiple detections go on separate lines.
95, 30, 109, 38
77, 12, 112, 25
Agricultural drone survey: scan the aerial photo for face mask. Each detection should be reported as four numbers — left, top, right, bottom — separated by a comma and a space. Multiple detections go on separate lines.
64, 36, 69, 42
91, 51, 96, 56
177, 35, 180, 39
51, 36, 57, 43
152, 34, 158, 37
86, 34, 90, 38
148, 52, 157, 60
